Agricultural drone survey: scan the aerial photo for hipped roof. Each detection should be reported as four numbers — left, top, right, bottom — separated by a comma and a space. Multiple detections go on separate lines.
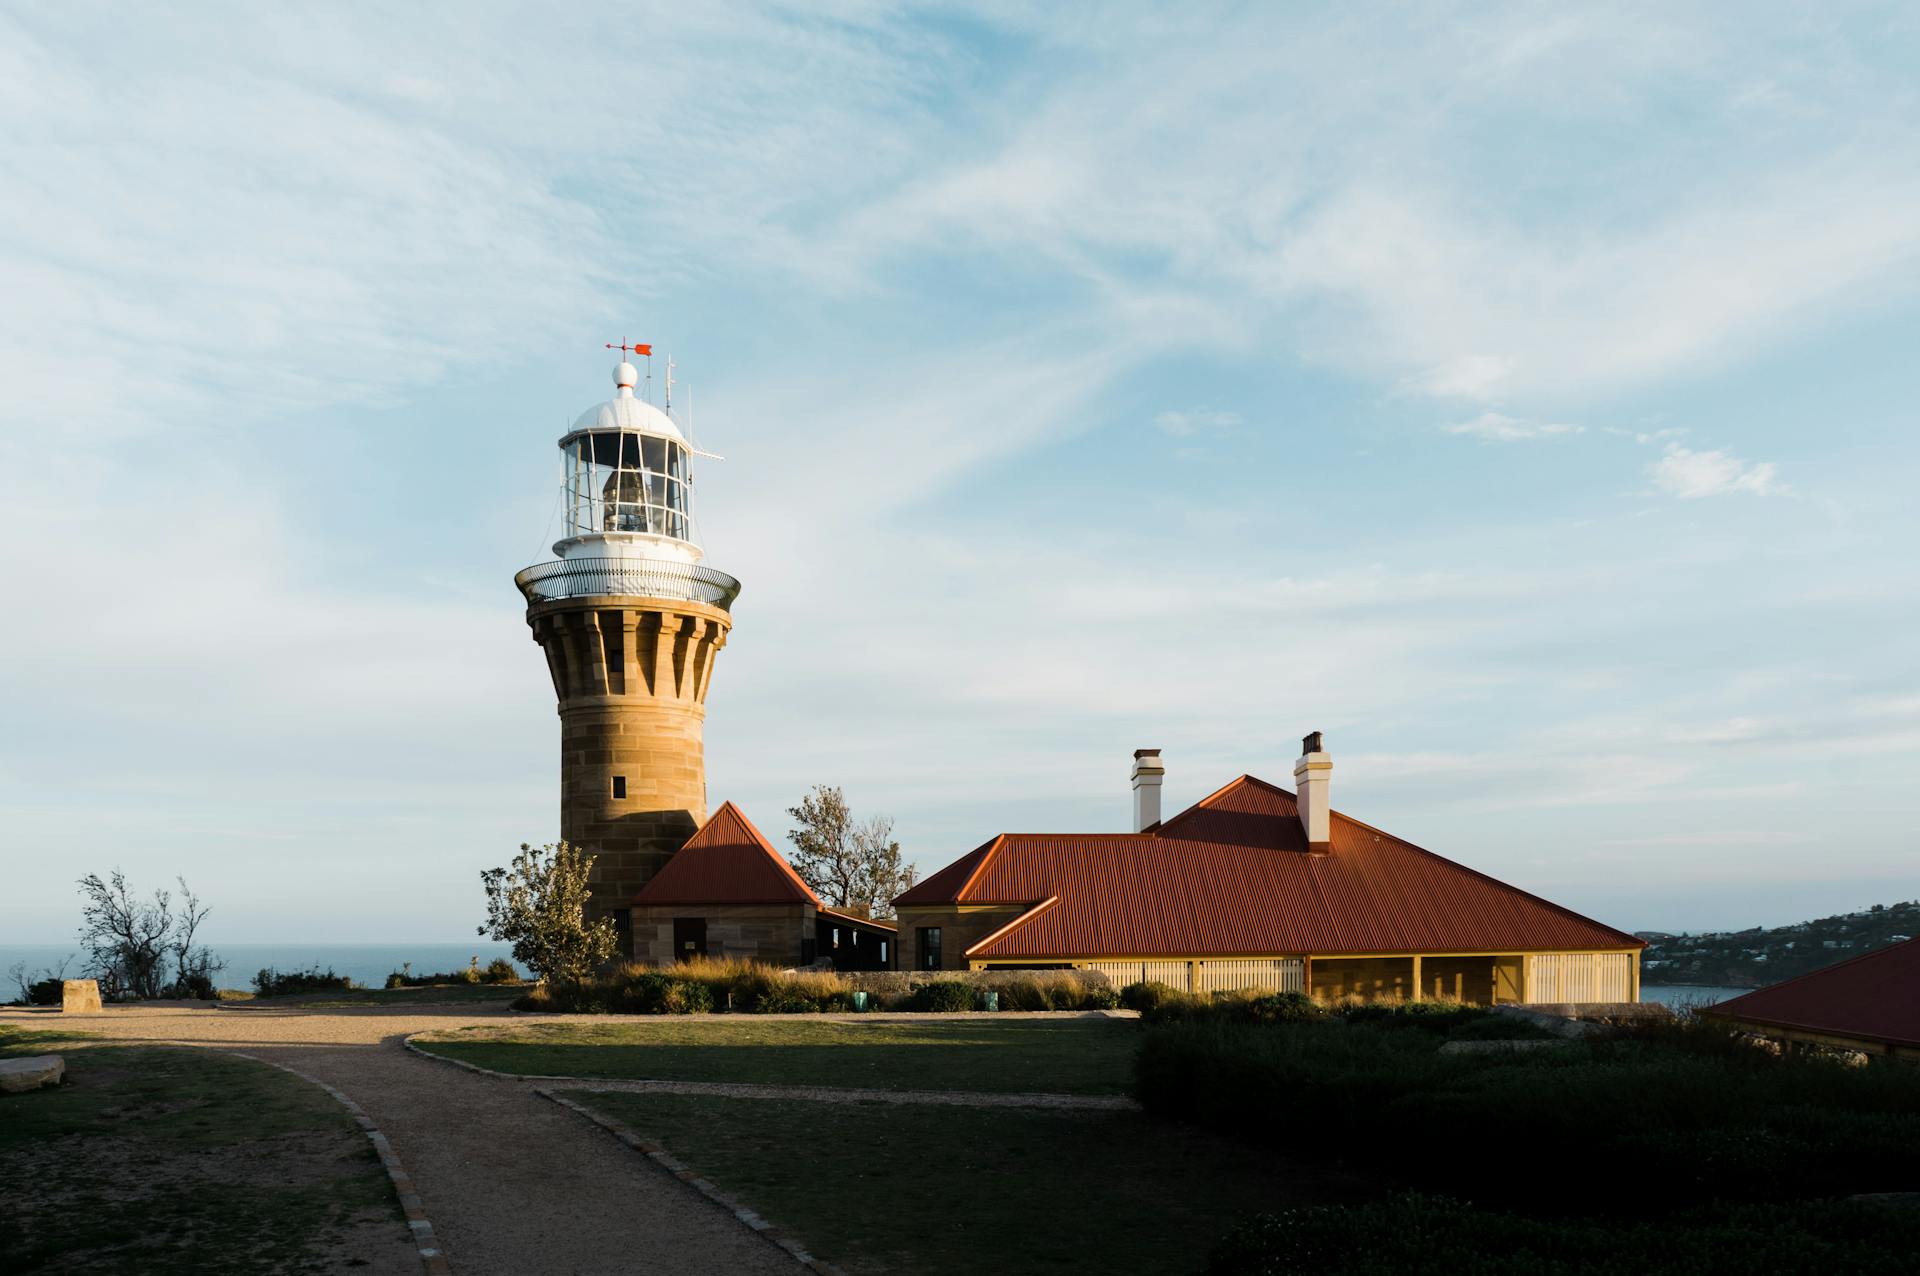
895, 775, 1642, 960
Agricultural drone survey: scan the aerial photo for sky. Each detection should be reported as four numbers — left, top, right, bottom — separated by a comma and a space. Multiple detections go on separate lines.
2, 4, 1918, 943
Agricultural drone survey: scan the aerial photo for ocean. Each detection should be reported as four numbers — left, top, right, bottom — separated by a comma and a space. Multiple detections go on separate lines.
1, 941, 520, 993
1641, 983, 1750, 1009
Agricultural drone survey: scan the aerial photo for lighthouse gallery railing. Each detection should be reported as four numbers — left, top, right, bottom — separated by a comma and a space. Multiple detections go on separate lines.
514, 559, 742, 610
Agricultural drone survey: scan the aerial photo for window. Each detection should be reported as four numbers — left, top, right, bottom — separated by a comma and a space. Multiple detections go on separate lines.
918, 927, 943, 970
612, 776, 627, 799
880, 941, 888, 964
801, 938, 817, 965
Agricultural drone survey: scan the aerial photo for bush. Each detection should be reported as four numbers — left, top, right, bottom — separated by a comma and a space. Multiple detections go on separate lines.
912, 980, 976, 1013
253, 966, 354, 997
1120, 980, 1183, 1013
482, 957, 519, 983
1209, 1193, 1920, 1276
21, 977, 65, 1006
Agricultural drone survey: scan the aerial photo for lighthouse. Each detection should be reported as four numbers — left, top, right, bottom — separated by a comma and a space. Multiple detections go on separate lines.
514, 348, 740, 952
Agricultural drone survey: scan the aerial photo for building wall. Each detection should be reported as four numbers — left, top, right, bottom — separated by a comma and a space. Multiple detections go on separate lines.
632, 903, 812, 967
1524, 951, 1637, 1003
526, 596, 732, 928
1063, 957, 1305, 995
894, 905, 1026, 971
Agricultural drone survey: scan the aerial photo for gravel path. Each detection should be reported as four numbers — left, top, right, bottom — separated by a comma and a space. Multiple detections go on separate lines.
1, 1003, 795, 1276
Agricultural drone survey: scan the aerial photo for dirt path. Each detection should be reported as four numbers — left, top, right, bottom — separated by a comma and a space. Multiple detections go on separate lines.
1, 1003, 794, 1276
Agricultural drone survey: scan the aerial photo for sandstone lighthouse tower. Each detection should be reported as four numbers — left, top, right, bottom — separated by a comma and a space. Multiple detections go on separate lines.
514, 346, 741, 946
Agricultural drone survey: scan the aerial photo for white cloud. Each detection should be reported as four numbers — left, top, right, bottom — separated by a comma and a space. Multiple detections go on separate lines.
1648, 444, 1783, 498
1153, 407, 1243, 436
1444, 412, 1582, 442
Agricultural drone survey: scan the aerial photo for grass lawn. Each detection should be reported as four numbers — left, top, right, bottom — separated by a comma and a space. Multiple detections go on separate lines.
0, 1026, 413, 1274
568, 1090, 1357, 1275
414, 1017, 1138, 1093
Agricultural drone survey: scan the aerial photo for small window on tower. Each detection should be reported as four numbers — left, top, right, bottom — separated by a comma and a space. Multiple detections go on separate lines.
612, 776, 627, 799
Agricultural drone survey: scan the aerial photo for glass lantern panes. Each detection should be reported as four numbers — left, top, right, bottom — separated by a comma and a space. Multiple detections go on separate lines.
563, 431, 693, 541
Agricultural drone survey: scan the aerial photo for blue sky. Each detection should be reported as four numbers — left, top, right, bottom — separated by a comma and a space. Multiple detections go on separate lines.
3, 5, 1918, 943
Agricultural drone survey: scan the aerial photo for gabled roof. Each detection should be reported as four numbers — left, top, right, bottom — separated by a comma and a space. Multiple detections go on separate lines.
632, 801, 823, 907
1701, 936, 1920, 1049
897, 775, 1641, 960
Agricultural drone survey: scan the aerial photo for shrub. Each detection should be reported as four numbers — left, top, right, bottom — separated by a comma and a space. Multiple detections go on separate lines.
22, 977, 65, 1006
1120, 980, 1183, 1013
1209, 1194, 1920, 1276
1080, 984, 1122, 1010
911, 980, 976, 1013
482, 957, 519, 983
253, 966, 354, 997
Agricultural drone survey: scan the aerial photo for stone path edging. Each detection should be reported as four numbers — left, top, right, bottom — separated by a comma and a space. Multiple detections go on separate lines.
538, 1089, 847, 1276
403, 1033, 1138, 1109
231, 1051, 453, 1276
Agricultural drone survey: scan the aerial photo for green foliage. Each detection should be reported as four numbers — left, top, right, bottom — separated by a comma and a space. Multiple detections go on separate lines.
911, 980, 976, 1012
1208, 1193, 1920, 1276
478, 841, 619, 984
1137, 1013, 1920, 1214
385, 957, 522, 989
1079, 984, 1122, 1010
252, 966, 354, 997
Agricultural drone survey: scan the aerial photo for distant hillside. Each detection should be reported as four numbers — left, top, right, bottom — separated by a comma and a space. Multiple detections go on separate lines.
1640, 900, 1920, 988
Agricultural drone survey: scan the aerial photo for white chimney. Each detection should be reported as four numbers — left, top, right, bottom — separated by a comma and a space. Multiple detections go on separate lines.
1293, 731, 1332, 851
1131, 748, 1165, 832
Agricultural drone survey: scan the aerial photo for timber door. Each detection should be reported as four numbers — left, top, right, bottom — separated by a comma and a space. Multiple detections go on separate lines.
673, 917, 708, 962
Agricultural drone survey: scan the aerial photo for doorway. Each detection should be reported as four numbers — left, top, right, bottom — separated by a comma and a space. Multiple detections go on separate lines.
673, 917, 708, 962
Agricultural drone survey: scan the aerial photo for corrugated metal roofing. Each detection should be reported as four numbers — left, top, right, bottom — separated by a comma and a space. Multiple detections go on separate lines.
1701, 936, 1920, 1049
631, 801, 822, 907
898, 775, 1641, 959
817, 905, 898, 935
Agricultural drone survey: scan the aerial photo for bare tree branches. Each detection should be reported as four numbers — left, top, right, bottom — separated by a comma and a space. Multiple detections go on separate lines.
76, 870, 223, 1000
785, 786, 918, 919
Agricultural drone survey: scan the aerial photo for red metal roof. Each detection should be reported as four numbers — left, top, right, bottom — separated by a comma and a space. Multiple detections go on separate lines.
1700, 936, 1920, 1049
632, 801, 822, 907
896, 775, 1641, 959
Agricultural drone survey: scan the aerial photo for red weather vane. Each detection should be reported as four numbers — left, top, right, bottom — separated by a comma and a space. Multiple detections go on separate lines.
606, 339, 653, 358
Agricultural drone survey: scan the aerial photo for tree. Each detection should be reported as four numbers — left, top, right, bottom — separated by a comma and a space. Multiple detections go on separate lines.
76, 871, 224, 1000
785, 785, 917, 919
478, 842, 618, 984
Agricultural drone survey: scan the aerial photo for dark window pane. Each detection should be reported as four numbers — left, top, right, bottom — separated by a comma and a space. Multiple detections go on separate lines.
643, 436, 666, 474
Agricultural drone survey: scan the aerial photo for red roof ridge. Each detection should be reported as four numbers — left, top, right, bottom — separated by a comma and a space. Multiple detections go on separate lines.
954, 833, 1010, 900
1152, 773, 1265, 837
963, 896, 1060, 957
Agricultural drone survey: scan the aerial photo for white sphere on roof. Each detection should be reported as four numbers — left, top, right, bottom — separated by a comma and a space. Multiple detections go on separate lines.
614, 361, 639, 389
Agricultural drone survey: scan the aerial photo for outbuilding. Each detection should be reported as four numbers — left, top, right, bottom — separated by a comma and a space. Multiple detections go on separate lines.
1700, 935, 1920, 1062
631, 802, 897, 970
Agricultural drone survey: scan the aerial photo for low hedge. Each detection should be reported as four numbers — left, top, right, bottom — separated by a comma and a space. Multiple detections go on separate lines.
1139, 1011, 1920, 1212
1209, 1193, 1920, 1276
512, 960, 1125, 1015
